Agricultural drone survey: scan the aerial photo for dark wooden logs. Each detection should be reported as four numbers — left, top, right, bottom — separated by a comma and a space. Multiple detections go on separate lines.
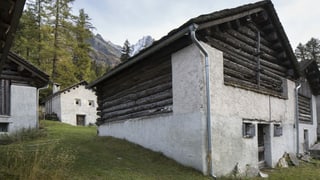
102, 73, 171, 103
203, 20, 291, 98
97, 55, 173, 123
103, 99, 172, 119
206, 36, 287, 75
102, 87, 172, 113
298, 94, 312, 122
224, 75, 283, 97
106, 105, 173, 122
225, 28, 278, 58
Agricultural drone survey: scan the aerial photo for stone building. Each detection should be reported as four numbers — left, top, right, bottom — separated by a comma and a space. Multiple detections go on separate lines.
88, 0, 318, 176
45, 81, 98, 126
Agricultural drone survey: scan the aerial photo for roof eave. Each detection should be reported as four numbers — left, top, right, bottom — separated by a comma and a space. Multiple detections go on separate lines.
8, 52, 50, 87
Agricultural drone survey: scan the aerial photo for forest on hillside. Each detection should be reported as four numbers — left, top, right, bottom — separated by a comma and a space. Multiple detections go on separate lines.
12, 0, 108, 90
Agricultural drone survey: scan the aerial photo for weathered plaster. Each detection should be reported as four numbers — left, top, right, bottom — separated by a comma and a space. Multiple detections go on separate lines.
203, 42, 297, 175
59, 85, 97, 126
98, 42, 305, 177
3, 84, 37, 133
46, 85, 98, 126
298, 95, 318, 153
99, 44, 208, 174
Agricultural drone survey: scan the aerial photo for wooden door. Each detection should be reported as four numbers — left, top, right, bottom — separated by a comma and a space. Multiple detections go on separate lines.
258, 124, 265, 167
76, 115, 85, 126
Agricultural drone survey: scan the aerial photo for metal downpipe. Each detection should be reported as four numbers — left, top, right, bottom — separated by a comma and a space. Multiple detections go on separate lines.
189, 24, 215, 178
295, 82, 301, 155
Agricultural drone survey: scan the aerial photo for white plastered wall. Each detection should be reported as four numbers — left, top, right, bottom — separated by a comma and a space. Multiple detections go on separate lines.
203, 42, 297, 176
298, 95, 318, 153
1, 84, 38, 133
60, 85, 98, 126
98, 44, 209, 174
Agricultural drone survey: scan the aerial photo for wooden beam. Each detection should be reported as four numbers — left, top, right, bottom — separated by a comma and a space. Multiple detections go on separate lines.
231, 19, 242, 29
226, 28, 278, 57
102, 82, 172, 108
102, 89, 172, 114
103, 106, 172, 123
103, 98, 172, 119
224, 75, 283, 98
254, 11, 269, 23
102, 72, 171, 102
198, 7, 265, 30
206, 36, 287, 74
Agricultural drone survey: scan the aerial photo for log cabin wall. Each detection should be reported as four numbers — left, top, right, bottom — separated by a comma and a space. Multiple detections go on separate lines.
200, 10, 294, 98
298, 81, 313, 123
96, 55, 173, 124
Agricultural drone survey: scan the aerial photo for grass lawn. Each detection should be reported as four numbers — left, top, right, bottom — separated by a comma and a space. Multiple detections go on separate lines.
0, 120, 210, 180
1, 120, 320, 179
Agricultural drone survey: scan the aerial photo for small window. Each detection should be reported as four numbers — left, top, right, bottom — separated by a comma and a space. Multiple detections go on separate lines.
75, 99, 81, 106
243, 123, 255, 138
88, 100, 94, 107
0, 123, 9, 132
274, 124, 283, 137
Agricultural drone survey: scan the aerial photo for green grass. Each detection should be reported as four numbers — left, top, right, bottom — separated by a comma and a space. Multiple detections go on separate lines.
1, 120, 210, 180
1, 120, 320, 180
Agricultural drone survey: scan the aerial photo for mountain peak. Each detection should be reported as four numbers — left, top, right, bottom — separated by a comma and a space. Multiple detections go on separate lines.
130, 35, 154, 56
88, 34, 154, 67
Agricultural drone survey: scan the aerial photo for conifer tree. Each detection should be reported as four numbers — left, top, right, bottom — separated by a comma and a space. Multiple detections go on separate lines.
295, 37, 320, 65
120, 39, 131, 62
47, 0, 76, 83
12, 0, 110, 89
12, 8, 38, 62
73, 9, 94, 81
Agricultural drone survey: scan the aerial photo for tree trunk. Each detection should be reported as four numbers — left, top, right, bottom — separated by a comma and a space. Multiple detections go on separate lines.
52, 0, 60, 81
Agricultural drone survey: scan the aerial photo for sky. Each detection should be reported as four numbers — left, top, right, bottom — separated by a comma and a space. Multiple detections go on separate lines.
72, 0, 320, 48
